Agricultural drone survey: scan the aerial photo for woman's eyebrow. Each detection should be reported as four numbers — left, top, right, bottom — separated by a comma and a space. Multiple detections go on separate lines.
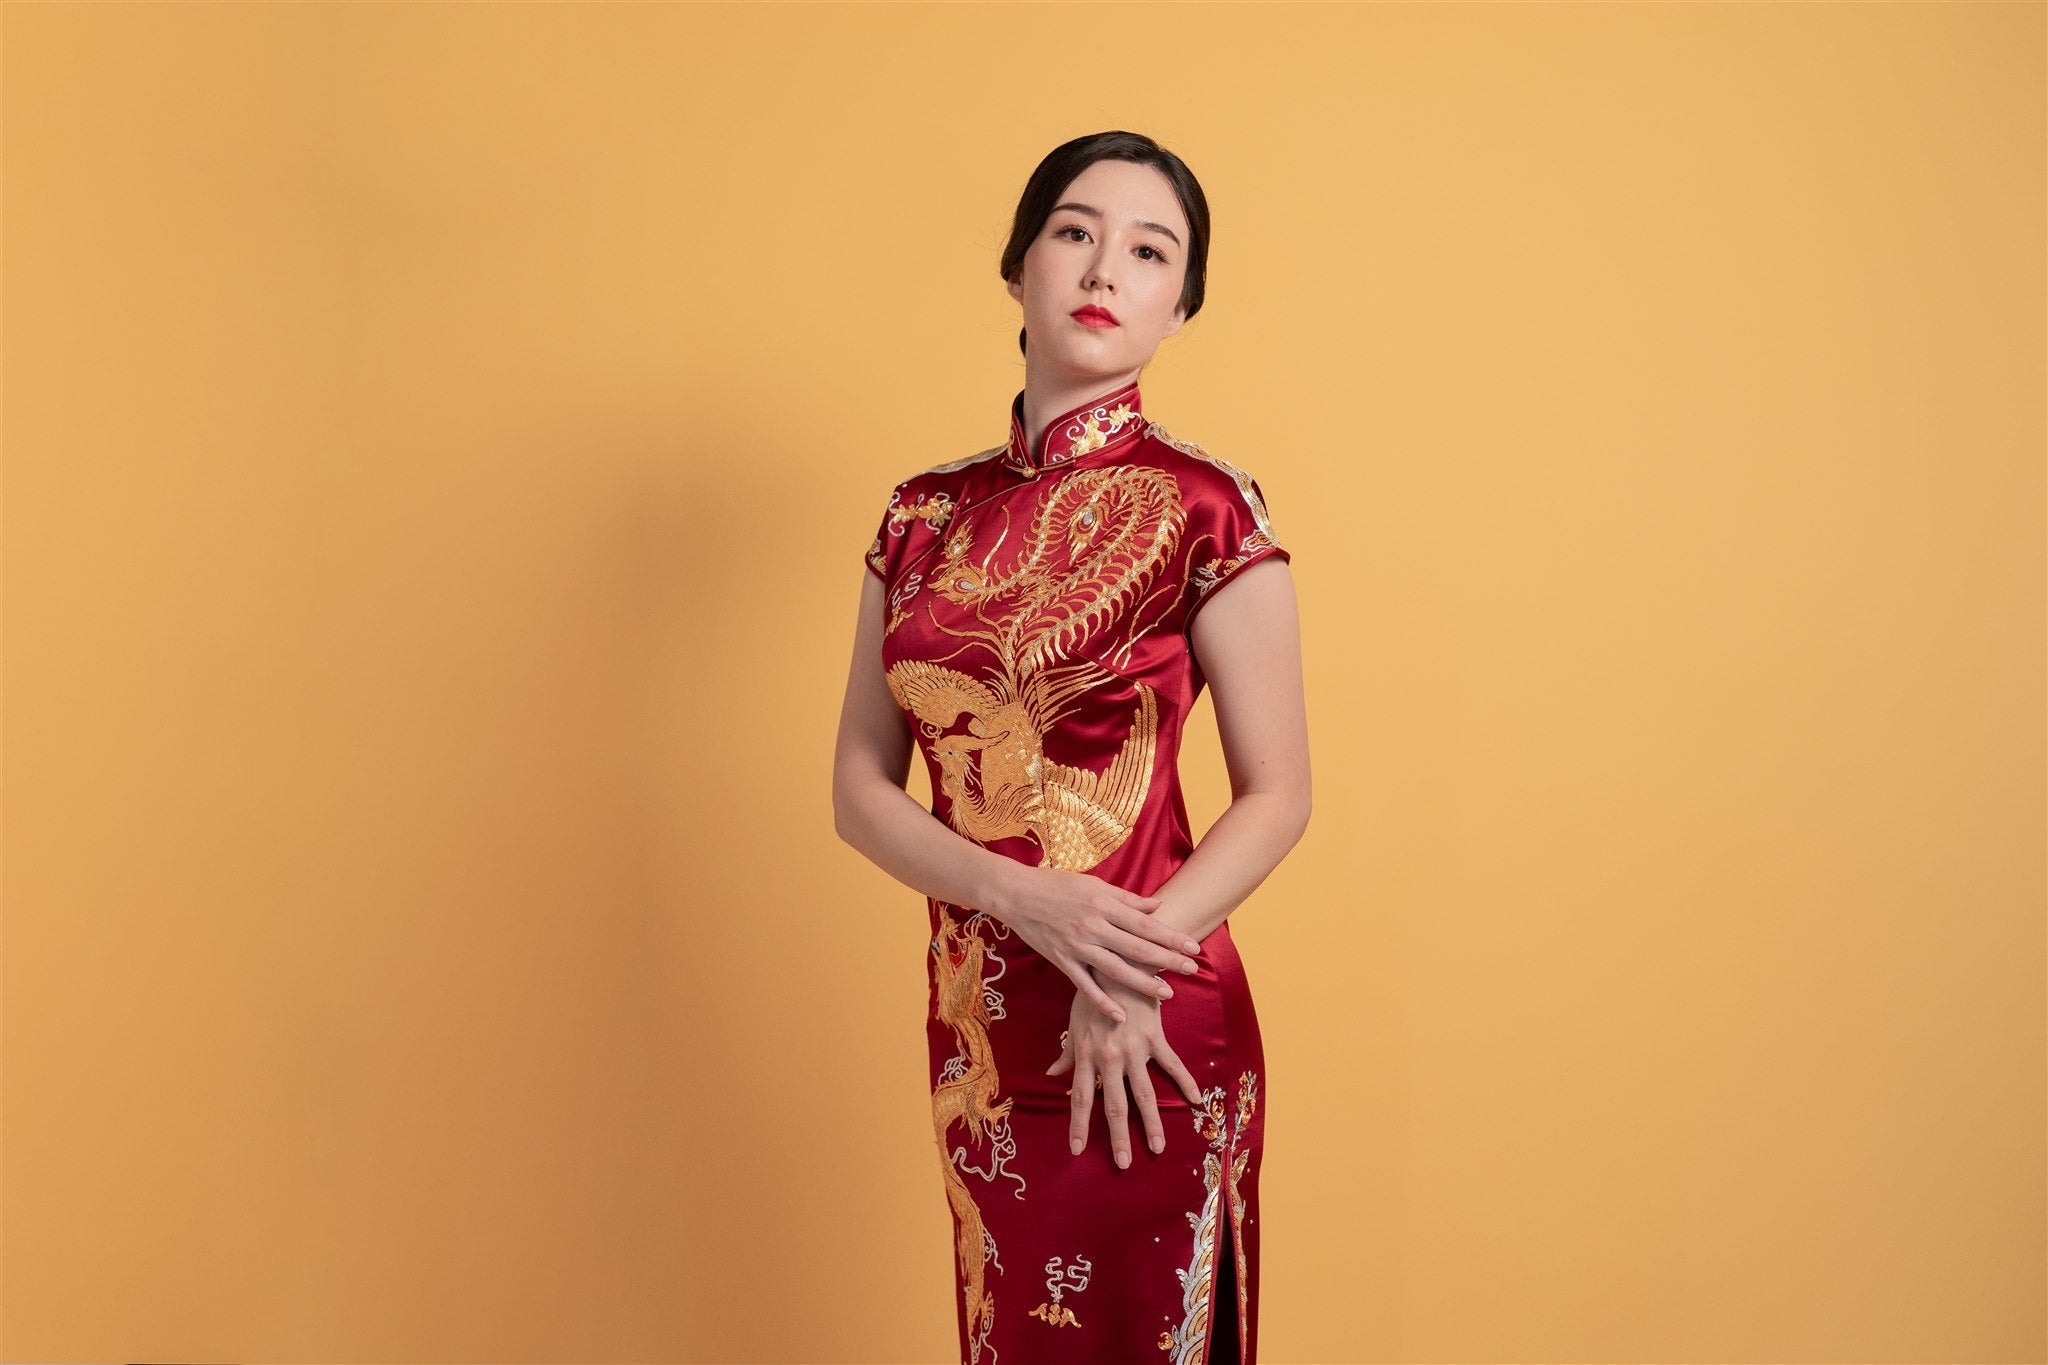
1050, 200, 1182, 250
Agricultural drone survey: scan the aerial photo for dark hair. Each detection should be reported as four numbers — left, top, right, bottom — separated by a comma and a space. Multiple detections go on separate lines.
999, 130, 1211, 358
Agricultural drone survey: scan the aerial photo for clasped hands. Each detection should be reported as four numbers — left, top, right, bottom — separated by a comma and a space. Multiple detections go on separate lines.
991, 865, 1212, 1170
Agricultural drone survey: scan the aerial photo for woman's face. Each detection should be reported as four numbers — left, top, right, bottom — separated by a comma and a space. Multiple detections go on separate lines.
1007, 158, 1191, 385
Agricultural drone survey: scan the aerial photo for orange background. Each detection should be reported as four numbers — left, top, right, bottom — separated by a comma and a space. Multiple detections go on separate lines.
3, 3, 2041, 1362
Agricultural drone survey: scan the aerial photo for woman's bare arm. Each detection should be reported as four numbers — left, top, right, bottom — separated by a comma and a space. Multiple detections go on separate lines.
832, 569, 1026, 917
1059, 553, 1311, 1162
833, 570, 1203, 1014
1142, 556, 1312, 946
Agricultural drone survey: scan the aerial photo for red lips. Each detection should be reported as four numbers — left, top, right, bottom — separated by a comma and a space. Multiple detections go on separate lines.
1071, 305, 1119, 327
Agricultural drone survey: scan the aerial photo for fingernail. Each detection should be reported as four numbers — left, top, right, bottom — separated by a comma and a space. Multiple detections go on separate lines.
1158, 984, 1173, 998
1070, 1138, 1082, 1155
1113, 1010, 1126, 1023
1150, 1135, 1164, 1153
1183, 939, 1200, 953
1116, 1151, 1129, 1168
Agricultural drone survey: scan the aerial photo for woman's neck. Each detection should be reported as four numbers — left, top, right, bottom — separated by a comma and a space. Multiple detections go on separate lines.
1019, 368, 1141, 460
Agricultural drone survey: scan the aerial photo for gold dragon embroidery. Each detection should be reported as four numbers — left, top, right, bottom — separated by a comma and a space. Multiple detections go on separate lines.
930, 908, 1015, 1359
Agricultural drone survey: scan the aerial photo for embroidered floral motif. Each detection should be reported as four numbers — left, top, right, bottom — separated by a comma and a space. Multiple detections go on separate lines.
1065, 401, 1140, 459
869, 484, 959, 583
1006, 383, 1147, 474
1224, 1072, 1258, 1329
1188, 545, 1279, 611
1161, 1070, 1259, 1363
889, 490, 956, 535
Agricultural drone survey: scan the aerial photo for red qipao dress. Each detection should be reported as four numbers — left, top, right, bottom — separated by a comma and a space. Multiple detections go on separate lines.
864, 379, 1290, 1365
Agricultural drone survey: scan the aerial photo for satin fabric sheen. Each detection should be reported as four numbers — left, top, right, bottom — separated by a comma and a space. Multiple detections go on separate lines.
865, 379, 1289, 1365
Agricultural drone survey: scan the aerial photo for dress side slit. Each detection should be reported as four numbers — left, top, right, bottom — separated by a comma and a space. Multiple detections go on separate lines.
1209, 1194, 1242, 1364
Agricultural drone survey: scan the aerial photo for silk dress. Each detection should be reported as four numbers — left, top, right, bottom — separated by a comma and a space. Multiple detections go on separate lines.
864, 379, 1289, 1365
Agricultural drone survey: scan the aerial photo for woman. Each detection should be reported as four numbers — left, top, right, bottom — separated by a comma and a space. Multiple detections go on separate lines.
833, 130, 1311, 1365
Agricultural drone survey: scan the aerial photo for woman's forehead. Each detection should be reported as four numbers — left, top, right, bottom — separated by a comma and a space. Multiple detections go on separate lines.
1056, 162, 1190, 233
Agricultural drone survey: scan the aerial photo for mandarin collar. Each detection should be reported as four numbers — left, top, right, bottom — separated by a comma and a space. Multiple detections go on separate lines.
1001, 380, 1146, 478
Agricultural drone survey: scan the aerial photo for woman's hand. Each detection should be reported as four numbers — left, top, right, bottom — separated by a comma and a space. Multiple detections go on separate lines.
991, 865, 1203, 1024
1045, 969, 1208, 1169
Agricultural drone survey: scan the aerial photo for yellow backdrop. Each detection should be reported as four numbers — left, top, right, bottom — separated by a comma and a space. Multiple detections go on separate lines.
3, 3, 2041, 1362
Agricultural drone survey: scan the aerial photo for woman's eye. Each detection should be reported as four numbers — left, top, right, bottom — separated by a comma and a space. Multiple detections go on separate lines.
1056, 225, 1170, 264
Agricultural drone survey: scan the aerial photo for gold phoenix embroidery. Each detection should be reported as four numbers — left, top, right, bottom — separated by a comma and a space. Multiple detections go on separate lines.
884, 463, 1186, 871
1160, 1070, 1260, 1362
891, 461, 1186, 1359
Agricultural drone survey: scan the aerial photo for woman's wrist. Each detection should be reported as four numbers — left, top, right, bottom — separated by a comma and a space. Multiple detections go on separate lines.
974, 855, 1030, 924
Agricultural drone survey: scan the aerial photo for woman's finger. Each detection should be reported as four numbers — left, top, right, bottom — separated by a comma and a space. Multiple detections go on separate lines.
1068, 1057, 1096, 1155
1082, 945, 1176, 1002
1045, 1036, 1072, 1076
1070, 964, 1128, 1023
1104, 908, 1204, 968
1156, 1042, 1206, 1110
1129, 1063, 1165, 1156
1101, 1061, 1133, 1169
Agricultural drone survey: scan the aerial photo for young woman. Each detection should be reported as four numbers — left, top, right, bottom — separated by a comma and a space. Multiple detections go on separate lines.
833, 129, 1311, 1365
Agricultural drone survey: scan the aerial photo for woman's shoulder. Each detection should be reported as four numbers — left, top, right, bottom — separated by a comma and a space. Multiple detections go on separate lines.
917, 441, 1008, 481
1141, 420, 1278, 512
864, 442, 1006, 582
885, 441, 1007, 497
1141, 422, 1292, 620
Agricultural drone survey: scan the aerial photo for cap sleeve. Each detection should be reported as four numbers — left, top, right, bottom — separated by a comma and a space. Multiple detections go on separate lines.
864, 480, 909, 585
1182, 462, 1290, 632
866, 476, 958, 589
